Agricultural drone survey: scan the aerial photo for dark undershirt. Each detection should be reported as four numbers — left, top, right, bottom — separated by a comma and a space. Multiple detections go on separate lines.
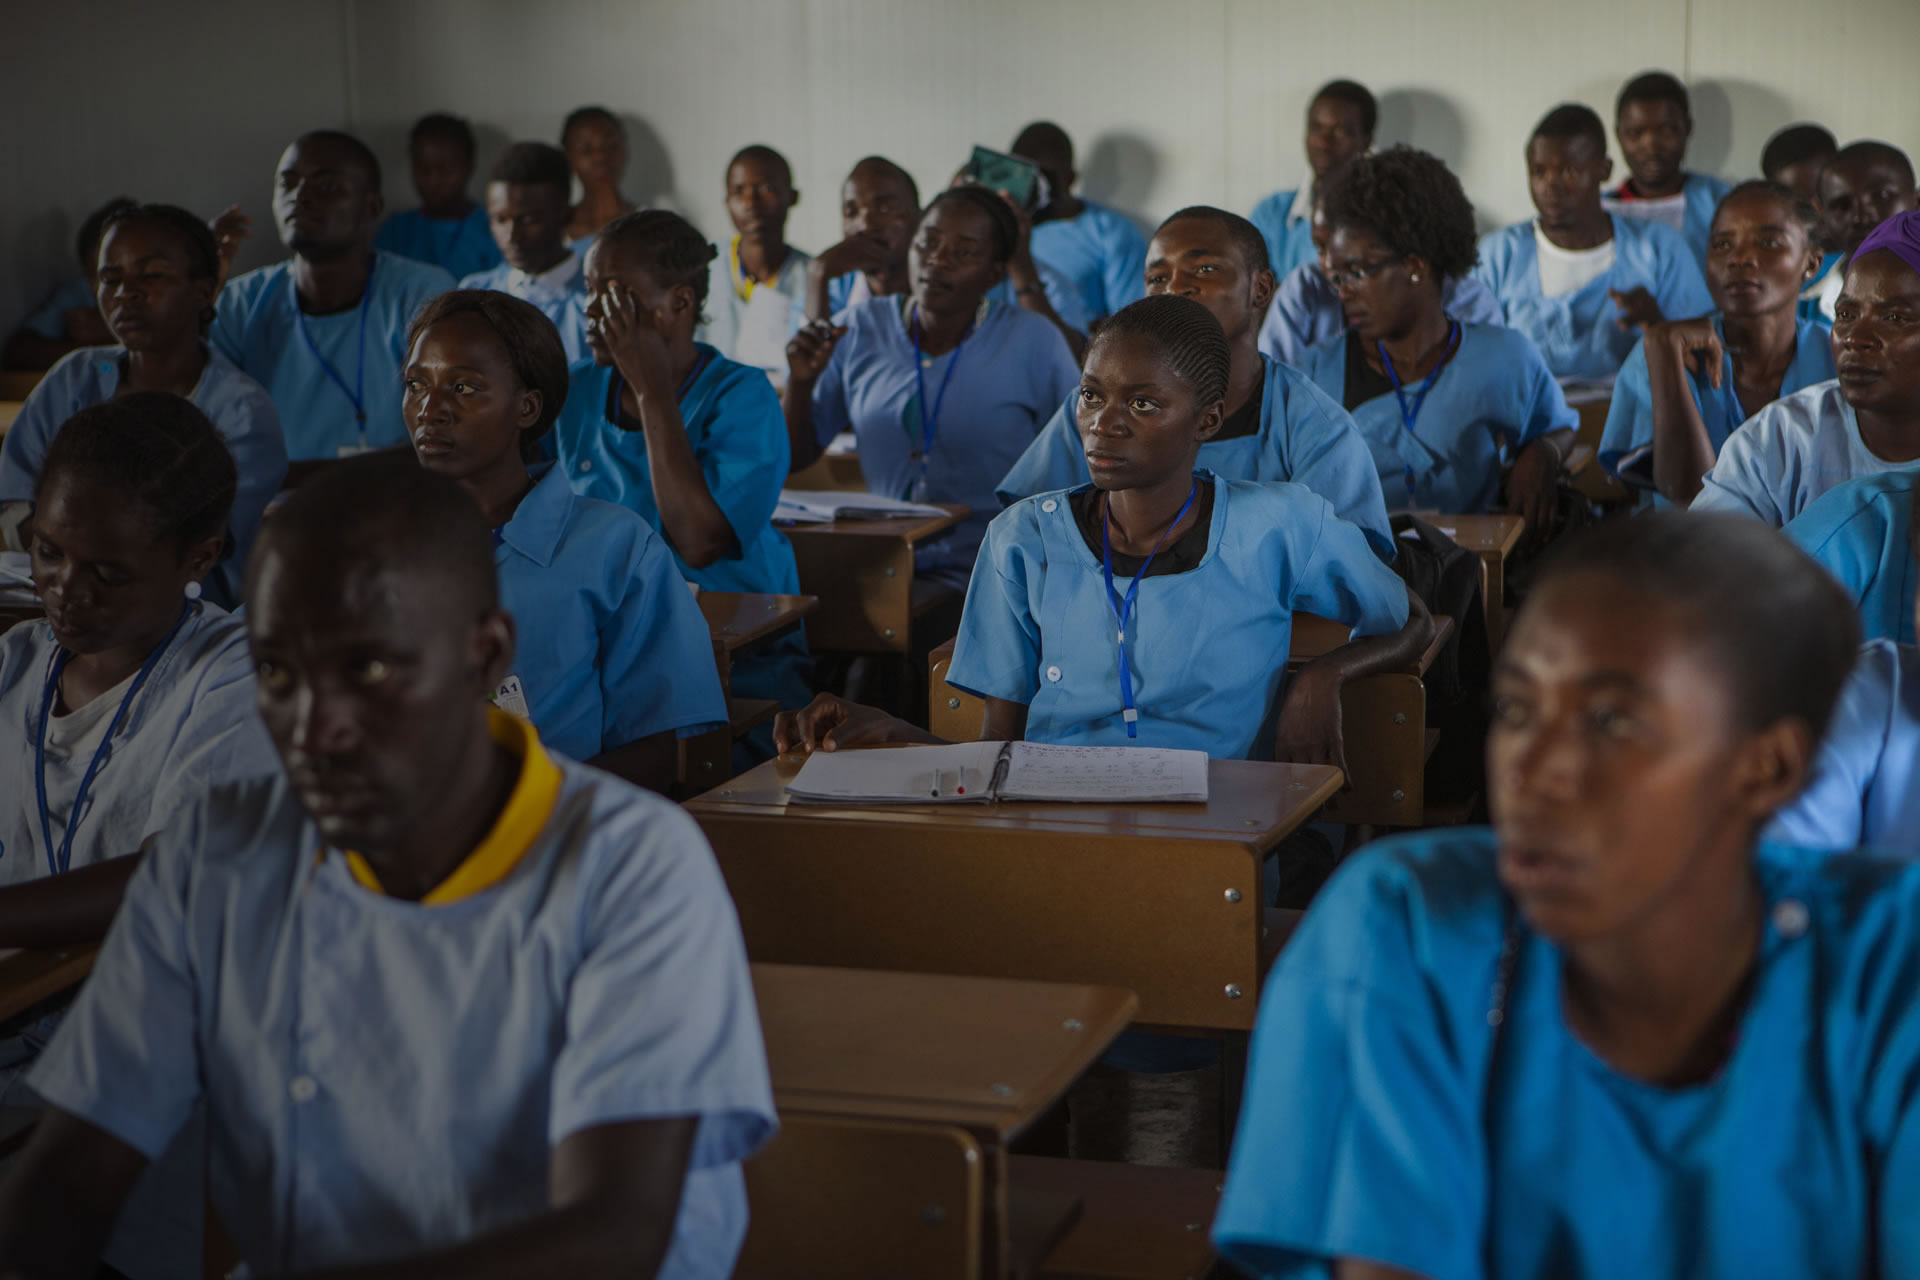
1070, 480, 1216, 578
1342, 333, 1398, 411
1214, 374, 1263, 442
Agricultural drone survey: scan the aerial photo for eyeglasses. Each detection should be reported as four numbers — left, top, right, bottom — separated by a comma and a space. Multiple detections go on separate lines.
1322, 257, 1402, 289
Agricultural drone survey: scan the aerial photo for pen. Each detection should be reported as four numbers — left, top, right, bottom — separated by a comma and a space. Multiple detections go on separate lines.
931, 768, 944, 799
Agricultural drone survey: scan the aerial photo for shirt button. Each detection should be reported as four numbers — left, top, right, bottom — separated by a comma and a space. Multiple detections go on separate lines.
1046, 665, 1062, 682
577, 460, 593, 473
1040, 499, 1058, 513
1772, 899, 1809, 939
289, 1076, 319, 1103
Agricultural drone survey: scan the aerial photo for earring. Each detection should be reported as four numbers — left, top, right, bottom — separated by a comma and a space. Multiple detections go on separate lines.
185, 581, 203, 601
1410, 273, 1422, 283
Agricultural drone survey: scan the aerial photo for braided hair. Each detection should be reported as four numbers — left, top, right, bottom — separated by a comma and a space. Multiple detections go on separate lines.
595, 209, 719, 311
1089, 295, 1230, 409
38, 393, 237, 554
923, 186, 1019, 264
407, 290, 570, 459
1321, 146, 1480, 282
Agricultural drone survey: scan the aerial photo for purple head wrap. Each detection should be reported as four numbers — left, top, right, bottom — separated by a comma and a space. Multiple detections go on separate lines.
1853, 209, 1920, 279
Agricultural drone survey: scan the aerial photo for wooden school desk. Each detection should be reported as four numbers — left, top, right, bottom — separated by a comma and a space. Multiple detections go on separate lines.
784, 451, 867, 492
0, 945, 97, 1023
687, 753, 1341, 1036
1420, 512, 1525, 653
928, 613, 1456, 828
741, 963, 1135, 1280
680, 591, 818, 791
780, 503, 966, 653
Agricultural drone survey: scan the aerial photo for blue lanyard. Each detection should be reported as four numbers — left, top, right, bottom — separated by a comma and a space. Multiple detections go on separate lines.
33, 605, 192, 877
1101, 481, 1199, 738
909, 307, 973, 476
608, 350, 714, 425
1377, 318, 1460, 501
290, 258, 376, 439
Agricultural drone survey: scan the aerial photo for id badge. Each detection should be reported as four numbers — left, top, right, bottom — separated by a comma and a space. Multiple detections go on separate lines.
491, 674, 532, 720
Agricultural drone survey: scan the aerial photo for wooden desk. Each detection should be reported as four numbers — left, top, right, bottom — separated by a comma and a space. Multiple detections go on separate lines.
1424, 513, 1525, 653
1569, 398, 1631, 504
0, 401, 22, 439
780, 505, 965, 653
741, 963, 1134, 1280
784, 452, 867, 492
929, 615, 1455, 827
688, 754, 1341, 1034
0, 946, 98, 1023
680, 592, 817, 793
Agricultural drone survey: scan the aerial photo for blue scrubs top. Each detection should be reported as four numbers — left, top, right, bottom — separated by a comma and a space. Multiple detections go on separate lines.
496, 463, 728, 760
458, 257, 592, 365
1783, 468, 1917, 645
1603, 172, 1735, 270
553, 349, 809, 710
1768, 640, 1920, 854
0, 345, 287, 608
947, 474, 1408, 759
1471, 215, 1713, 379
374, 206, 501, 283
984, 258, 1092, 335
211, 252, 454, 461
1299, 323, 1576, 513
20, 276, 96, 340
1258, 263, 1503, 367
1599, 313, 1834, 486
996, 355, 1396, 564
1691, 381, 1920, 527
1215, 826, 1920, 1280
809, 297, 1081, 583
1250, 188, 1317, 278
1029, 200, 1147, 322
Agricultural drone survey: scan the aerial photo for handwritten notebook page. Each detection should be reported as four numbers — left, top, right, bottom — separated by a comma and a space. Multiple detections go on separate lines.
784, 742, 1005, 804
998, 743, 1209, 803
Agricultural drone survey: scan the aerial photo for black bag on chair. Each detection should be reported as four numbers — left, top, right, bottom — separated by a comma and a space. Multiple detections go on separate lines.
1387, 514, 1491, 811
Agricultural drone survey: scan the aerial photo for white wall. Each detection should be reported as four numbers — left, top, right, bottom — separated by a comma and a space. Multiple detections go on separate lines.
8, 0, 1920, 330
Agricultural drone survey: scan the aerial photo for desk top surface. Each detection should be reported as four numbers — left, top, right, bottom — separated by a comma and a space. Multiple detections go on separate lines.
1419, 513, 1526, 556
778, 503, 967, 543
698, 592, 817, 652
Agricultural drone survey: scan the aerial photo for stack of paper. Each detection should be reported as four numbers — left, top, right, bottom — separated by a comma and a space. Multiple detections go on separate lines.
785, 741, 1210, 805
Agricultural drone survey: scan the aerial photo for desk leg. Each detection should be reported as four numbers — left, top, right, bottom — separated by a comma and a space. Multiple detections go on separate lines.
1480, 554, 1506, 655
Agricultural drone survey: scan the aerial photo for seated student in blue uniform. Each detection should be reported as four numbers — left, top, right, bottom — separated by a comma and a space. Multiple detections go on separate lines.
1773, 479, 1920, 854
1805, 141, 1918, 322
402, 290, 726, 790
212, 130, 455, 465
697, 146, 811, 385
806, 156, 919, 321
0, 205, 286, 606
1601, 72, 1733, 270
562, 106, 640, 250
553, 211, 811, 717
0, 457, 776, 1280
1693, 211, 1920, 526
1257, 188, 1502, 368
998, 204, 1395, 563
1009, 121, 1147, 323
1473, 104, 1712, 381
374, 113, 501, 284
942, 169, 1090, 358
1297, 147, 1577, 525
1251, 80, 1375, 279
1214, 511, 1920, 1280
785, 187, 1082, 588
2, 197, 132, 373
457, 143, 591, 363
775, 294, 1430, 770
1599, 181, 1832, 505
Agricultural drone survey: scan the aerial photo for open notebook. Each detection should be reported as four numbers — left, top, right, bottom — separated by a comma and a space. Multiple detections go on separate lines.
773, 489, 949, 524
785, 742, 1209, 805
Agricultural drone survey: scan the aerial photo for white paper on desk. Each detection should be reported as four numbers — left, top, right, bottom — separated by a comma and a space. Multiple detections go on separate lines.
999, 742, 1209, 803
786, 742, 1005, 804
774, 489, 948, 524
825, 432, 859, 456
1556, 374, 1616, 406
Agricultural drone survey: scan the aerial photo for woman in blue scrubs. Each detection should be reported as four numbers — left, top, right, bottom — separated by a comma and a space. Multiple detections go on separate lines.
1599, 181, 1832, 504
1784, 469, 1918, 645
1216, 512, 1920, 1279
402, 290, 726, 792
1297, 147, 1577, 527
774, 294, 1430, 772
784, 186, 1081, 587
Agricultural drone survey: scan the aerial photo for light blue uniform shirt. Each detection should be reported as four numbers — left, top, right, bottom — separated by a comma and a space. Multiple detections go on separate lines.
1299, 323, 1576, 513
374, 206, 502, 283
1599, 312, 1834, 487
20, 276, 96, 340
458, 252, 591, 364
1258, 263, 1503, 367
1250, 188, 1317, 279
554, 350, 809, 709
810, 297, 1080, 583
1692, 380, 1920, 527
947, 474, 1408, 759
1471, 215, 1713, 379
28, 764, 776, 1279
211, 251, 455, 460
0, 345, 288, 607
0, 605, 272, 886
1029, 200, 1147, 321
498, 463, 728, 759
996, 355, 1396, 564
1769, 640, 1920, 854
984, 258, 1093, 335
1783, 469, 1917, 645
696, 246, 811, 379
1603, 172, 1734, 270
1215, 827, 1920, 1280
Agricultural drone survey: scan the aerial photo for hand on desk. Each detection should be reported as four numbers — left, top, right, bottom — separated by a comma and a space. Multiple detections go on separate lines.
1273, 665, 1350, 780
774, 693, 919, 754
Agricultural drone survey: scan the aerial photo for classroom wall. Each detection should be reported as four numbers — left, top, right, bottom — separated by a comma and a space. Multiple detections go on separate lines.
8, 0, 1920, 331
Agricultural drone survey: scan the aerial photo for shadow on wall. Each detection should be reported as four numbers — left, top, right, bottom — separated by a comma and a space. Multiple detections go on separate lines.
1080, 133, 1160, 232
5, 210, 79, 315
1690, 80, 1794, 177
623, 113, 678, 213
1377, 89, 1469, 172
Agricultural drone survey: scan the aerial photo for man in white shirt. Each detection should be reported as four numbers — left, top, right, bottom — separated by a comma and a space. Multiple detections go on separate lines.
461, 143, 590, 362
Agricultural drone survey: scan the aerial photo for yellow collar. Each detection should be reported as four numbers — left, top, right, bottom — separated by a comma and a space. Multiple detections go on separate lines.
728, 234, 757, 301
343, 708, 562, 905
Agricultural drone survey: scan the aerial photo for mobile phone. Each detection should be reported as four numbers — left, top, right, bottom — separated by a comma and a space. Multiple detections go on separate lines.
962, 146, 1043, 212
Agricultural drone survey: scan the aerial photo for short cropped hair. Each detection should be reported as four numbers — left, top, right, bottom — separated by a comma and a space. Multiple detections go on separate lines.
1157, 205, 1273, 276
488, 142, 572, 199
